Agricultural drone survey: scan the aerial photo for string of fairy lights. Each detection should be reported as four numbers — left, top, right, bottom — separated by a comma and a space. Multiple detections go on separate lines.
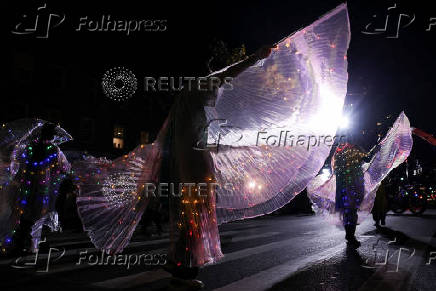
333, 144, 368, 211
1, 143, 67, 253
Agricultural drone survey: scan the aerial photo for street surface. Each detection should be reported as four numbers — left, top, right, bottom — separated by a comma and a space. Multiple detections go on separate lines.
1, 210, 436, 291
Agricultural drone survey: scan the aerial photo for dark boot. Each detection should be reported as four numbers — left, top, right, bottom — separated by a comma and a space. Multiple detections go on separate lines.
164, 262, 199, 280
164, 262, 204, 291
12, 219, 33, 253
345, 225, 360, 248
380, 213, 386, 226
168, 277, 204, 291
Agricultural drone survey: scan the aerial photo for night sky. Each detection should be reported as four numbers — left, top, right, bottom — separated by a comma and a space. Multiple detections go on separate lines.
4, 0, 436, 163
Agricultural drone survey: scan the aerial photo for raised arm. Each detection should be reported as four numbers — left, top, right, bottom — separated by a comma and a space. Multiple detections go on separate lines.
211, 45, 275, 81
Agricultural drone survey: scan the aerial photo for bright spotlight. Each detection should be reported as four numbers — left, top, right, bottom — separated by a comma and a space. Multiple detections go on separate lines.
322, 168, 330, 176
320, 168, 331, 181
339, 115, 350, 129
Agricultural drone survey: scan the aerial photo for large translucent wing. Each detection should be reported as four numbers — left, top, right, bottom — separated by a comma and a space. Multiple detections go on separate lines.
206, 4, 351, 224
74, 143, 162, 253
306, 172, 336, 215
360, 112, 413, 211
0, 119, 72, 149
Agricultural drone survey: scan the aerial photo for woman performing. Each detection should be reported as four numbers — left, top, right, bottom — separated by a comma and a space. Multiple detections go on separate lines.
75, 3, 351, 290
307, 112, 413, 248
0, 120, 71, 255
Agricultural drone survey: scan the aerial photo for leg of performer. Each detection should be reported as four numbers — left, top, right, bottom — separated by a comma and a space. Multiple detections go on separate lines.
11, 218, 33, 254
343, 208, 360, 248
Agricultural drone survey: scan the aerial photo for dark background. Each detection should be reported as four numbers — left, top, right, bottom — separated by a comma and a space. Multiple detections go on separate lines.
3, 0, 436, 172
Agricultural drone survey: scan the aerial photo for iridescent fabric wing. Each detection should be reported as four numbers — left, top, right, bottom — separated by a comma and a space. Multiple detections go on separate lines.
0, 119, 72, 148
74, 143, 162, 253
205, 4, 351, 224
306, 172, 336, 215
360, 112, 413, 212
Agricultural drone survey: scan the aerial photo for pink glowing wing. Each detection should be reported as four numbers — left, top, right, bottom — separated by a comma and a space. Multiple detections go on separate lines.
360, 112, 413, 212
306, 172, 336, 215
307, 112, 413, 223
205, 4, 351, 224
74, 142, 162, 253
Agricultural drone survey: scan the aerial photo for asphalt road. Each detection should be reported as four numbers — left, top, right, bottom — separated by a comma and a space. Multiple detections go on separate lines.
1, 210, 436, 291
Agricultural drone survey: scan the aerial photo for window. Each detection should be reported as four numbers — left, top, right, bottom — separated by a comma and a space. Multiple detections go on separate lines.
140, 131, 149, 144
113, 137, 124, 149
113, 125, 125, 149
114, 125, 124, 138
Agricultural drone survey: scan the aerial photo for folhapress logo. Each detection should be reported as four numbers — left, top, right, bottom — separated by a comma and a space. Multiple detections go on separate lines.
76, 16, 167, 35
12, 4, 167, 39
11, 3, 65, 39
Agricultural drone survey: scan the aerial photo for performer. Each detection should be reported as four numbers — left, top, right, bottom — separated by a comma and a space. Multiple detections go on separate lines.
160, 46, 273, 289
371, 178, 389, 228
332, 144, 368, 247
0, 121, 71, 255
75, 4, 351, 290
307, 112, 413, 248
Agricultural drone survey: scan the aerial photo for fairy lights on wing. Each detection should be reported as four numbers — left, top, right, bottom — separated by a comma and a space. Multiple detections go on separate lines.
0, 140, 70, 252
246, 178, 264, 192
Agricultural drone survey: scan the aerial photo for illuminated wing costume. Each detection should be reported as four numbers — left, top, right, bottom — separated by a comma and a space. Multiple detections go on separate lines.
0, 119, 71, 252
307, 112, 413, 224
75, 4, 351, 263
208, 4, 350, 224
74, 142, 162, 253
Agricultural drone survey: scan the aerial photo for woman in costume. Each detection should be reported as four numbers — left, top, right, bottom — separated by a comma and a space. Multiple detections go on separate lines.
371, 178, 389, 228
332, 143, 369, 247
307, 112, 413, 248
160, 45, 274, 288
75, 4, 352, 290
0, 121, 71, 255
